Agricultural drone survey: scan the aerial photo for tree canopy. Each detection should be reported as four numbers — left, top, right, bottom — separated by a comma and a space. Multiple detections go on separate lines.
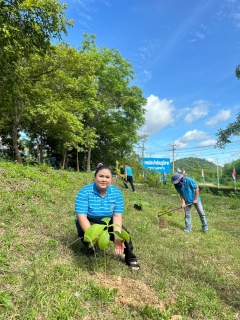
0, 30, 147, 169
216, 65, 240, 148
0, 3, 147, 170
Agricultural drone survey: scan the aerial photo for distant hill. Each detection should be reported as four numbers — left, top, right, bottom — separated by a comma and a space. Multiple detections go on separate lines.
172, 157, 218, 172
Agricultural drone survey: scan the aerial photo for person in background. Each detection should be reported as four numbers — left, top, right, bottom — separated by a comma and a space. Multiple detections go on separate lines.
171, 172, 209, 233
163, 172, 167, 185
50, 155, 57, 168
123, 164, 135, 192
75, 165, 140, 271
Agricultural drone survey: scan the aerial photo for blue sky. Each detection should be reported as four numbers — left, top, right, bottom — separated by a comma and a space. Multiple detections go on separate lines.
62, 0, 240, 166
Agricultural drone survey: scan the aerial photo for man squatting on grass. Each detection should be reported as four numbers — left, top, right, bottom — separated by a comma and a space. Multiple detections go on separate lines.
75, 165, 140, 271
171, 172, 209, 233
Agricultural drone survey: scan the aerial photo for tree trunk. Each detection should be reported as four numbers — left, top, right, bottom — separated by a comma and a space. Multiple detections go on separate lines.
82, 153, 86, 171
87, 146, 91, 172
39, 135, 44, 164
12, 125, 22, 164
62, 150, 67, 169
76, 149, 79, 172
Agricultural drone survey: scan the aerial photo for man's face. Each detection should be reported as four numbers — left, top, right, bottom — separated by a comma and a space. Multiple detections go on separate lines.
174, 182, 182, 188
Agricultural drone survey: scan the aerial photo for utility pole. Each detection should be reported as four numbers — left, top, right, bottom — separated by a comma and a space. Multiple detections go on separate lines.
169, 139, 178, 173
138, 134, 148, 159
217, 158, 220, 189
148, 149, 154, 158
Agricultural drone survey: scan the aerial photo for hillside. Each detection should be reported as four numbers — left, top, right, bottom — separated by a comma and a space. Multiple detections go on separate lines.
172, 157, 218, 172
0, 161, 239, 319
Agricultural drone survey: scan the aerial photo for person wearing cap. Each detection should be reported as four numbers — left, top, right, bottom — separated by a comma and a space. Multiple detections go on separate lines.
171, 172, 209, 233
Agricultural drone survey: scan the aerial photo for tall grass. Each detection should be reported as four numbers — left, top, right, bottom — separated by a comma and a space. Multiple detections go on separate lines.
0, 162, 239, 319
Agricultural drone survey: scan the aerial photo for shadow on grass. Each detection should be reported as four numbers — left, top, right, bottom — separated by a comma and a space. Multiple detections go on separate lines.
158, 219, 184, 231
59, 231, 128, 275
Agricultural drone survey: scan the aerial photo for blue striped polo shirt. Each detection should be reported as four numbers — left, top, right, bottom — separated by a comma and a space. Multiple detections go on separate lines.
75, 182, 124, 224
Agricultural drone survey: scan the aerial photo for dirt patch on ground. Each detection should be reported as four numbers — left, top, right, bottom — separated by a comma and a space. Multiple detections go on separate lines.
88, 273, 173, 312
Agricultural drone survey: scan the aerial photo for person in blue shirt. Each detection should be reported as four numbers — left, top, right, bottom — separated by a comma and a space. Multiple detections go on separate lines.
123, 164, 135, 192
50, 155, 57, 168
75, 165, 140, 271
171, 172, 209, 233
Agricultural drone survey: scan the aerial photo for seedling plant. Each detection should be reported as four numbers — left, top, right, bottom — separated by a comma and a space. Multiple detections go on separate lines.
83, 217, 130, 274
132, 193, 150, 210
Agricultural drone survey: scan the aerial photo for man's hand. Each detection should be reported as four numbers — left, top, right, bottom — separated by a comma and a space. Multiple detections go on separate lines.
114, 238, 125, 255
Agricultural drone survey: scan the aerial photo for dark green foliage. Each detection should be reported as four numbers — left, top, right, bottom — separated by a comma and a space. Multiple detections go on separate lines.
222, 159, 240, 177
216, 112, 240, 148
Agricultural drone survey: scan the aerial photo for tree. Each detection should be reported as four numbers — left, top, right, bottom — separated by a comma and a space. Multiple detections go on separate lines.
216, 112, 240, 148
0, 0, 73, 60
216, 65, 240, 148
222, 159, 240, 178
0, 0, 73, 163
215, 65, 240, 149
21, 43, 98, 167
78, 34, 146, 171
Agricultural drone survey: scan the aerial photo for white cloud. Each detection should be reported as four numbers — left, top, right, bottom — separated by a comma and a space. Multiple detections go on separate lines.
198, 139, 216, 147
207, 158, 215, 163
77, 12, 92, 20
141, 70, 152, 82
180, 129, 210, 142
140, 95, 175, 136
75, 0, 94, 12
175, 130, 211, 149
205, 109, 231, 127
231, 150, 240, 157
232, 12, 240, 27
196, 32, 205, 39
193, 151, 202, 157
184, 100, 209, 123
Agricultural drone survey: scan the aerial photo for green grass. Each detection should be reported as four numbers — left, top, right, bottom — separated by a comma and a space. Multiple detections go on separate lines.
0, 161, 239, 319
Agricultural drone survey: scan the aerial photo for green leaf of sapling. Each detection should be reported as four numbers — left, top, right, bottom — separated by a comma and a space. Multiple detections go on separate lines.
98, 230, 110, 249
110, 223, 121, 229
101, 217, 111, 225
84, 224, 105, 242
111, 231, 125, 241
121, 229, 130, 242
141, 201, 150, 206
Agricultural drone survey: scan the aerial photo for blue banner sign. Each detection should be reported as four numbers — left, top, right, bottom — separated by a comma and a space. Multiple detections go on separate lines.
142, 158, 171, 173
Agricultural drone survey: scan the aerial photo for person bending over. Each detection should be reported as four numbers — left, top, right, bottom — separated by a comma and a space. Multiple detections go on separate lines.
171, 172, 209, 233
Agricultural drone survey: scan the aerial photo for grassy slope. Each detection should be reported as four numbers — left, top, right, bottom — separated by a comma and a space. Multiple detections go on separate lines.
0, 162, 239, 320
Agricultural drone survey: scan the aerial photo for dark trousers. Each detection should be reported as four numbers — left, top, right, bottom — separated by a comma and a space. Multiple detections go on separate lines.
76, 219, 137, 265
123, 176, 135, 191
